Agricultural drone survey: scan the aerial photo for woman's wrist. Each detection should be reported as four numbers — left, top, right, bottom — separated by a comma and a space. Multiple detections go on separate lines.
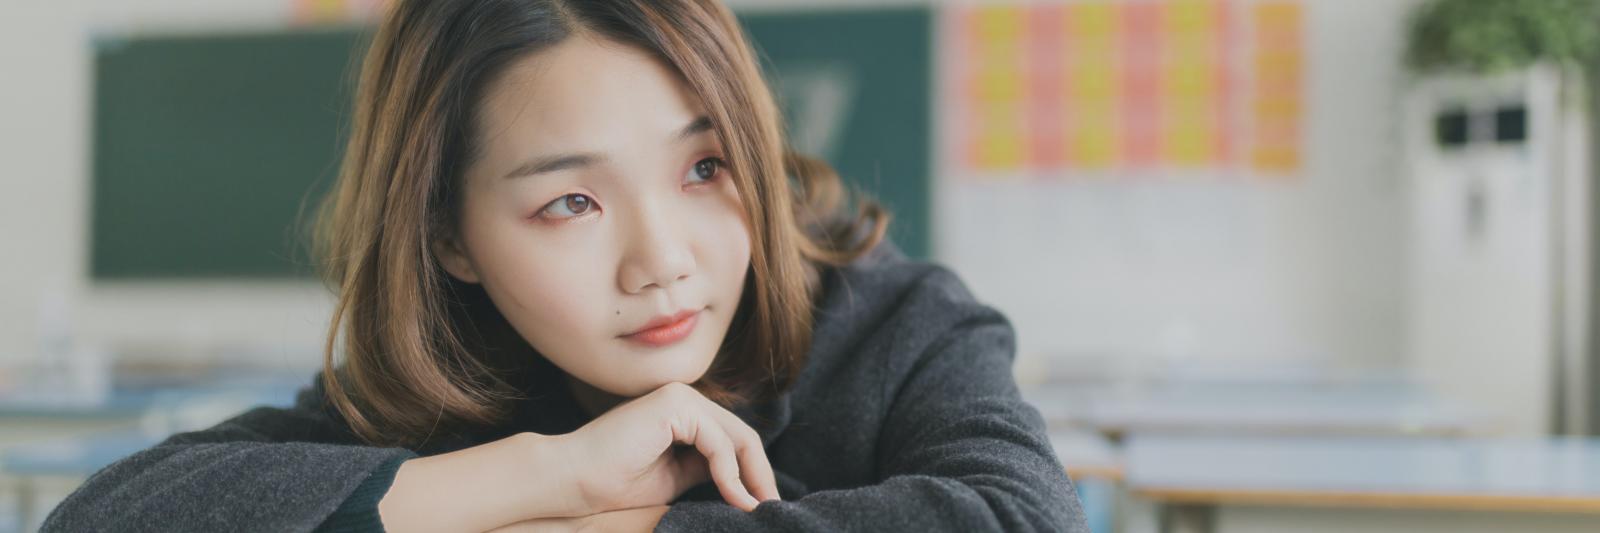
510, 431, 591, 518
378, 432, 584, 532
578, 505, 670, 533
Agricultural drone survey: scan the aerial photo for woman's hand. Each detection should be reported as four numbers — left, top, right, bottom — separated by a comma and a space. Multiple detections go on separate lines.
557, 381, 781, 515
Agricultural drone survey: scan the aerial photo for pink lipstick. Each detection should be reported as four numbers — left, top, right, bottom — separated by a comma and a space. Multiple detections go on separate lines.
621, 309, 700, 347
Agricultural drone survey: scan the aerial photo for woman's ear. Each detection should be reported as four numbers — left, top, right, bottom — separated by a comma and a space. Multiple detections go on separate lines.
432, 236, 482, 284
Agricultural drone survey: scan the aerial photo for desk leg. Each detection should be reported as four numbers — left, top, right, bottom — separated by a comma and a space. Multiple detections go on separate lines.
1156, 502, 1214, 533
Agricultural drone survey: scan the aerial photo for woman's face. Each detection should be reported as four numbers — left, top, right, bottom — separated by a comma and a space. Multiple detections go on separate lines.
436, 34, 752, 400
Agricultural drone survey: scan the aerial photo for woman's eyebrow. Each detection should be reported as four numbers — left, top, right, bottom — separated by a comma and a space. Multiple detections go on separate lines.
503, 153, 605, 179
674, 115, 714, 142
502, 116, 714, 180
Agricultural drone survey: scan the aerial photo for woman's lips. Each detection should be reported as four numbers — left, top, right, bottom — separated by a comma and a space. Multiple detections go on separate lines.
621, 309, 700, 347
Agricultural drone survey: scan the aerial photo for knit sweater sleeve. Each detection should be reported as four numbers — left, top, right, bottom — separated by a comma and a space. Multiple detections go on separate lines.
314, 454, 413, 532
654, 267, 1090, 532
39, 374, 418, 533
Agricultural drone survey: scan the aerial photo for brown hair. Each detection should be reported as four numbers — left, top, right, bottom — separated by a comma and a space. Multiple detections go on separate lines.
313, 0, 887, 447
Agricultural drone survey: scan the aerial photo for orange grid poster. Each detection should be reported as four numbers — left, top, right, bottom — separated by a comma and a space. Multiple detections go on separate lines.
293, 0, 390, 25
946, 0, 1303, 178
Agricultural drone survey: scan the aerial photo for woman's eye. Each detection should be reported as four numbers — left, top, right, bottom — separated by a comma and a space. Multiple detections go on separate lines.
685, 157, 725, 184
539, 193, 596, 219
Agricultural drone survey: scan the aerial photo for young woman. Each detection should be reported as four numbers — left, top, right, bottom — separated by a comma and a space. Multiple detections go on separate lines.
45, 1, 1086, 531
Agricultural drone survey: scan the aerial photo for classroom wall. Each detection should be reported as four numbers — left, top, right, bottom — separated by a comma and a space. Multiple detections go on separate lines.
938, 0, 1422, 374
2, 1, 335, 370
2, 1, 1420, 377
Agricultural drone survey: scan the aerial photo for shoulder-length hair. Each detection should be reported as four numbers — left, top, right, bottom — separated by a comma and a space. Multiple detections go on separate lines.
312, 0, 887, 447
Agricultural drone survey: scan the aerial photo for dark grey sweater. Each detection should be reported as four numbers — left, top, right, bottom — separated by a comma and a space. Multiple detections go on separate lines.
42, 243, 1088, 532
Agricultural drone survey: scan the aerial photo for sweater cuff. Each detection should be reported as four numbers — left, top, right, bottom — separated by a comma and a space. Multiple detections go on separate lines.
315, 453, 415, 532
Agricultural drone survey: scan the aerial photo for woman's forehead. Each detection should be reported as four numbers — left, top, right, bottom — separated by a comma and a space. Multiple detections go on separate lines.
475, 35, 709, 162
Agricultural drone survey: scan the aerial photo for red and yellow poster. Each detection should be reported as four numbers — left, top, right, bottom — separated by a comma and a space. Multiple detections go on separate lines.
293, 0, 390, 25
946, 0, 1303, 178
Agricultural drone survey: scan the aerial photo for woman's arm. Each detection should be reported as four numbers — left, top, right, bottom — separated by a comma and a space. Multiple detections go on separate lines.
379, 432, 584, 533
40, 381, 417, 532
651, 275, 1091, 532
40, 375, 575, 532
483, 505, 671, 533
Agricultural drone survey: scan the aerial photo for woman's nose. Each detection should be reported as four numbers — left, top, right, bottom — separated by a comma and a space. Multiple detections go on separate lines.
617, 202, 696, 294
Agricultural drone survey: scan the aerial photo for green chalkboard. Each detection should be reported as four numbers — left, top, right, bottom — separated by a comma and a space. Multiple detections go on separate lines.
91, 29, 363, 279
90, 8, 930, 280
742, 8, 932, 259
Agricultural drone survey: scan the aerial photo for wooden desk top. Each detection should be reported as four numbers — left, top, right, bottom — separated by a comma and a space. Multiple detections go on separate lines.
1025, 381, 1484, 438
1050, 429, 1123, 481
1124, 434, 1600, 514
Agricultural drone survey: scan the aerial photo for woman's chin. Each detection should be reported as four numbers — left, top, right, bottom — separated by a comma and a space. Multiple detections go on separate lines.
587, 354, 714, 398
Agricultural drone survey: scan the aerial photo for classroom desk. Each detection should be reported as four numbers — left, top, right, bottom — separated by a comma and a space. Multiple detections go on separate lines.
1123, 434, 1600, 533
1051, 430, 1122, 533
1024, 381, 1483, 439
0, 373, 303, 532
1051, 429, 1122, 481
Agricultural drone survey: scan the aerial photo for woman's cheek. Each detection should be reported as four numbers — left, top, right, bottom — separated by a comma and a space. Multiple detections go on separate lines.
473, 225, 607, 338
696, 191, 752, 309
716, 182, 752, 264
511, 253, 607, 328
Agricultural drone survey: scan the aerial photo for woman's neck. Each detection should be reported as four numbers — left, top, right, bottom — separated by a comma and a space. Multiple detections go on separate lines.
564, 373, 628, 419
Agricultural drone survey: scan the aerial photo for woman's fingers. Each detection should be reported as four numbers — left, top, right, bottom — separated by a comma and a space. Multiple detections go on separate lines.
669, 446, 711, 495
711, 408, 781, 504
738, 439, 780, 503
665, 400, 758, 512
684, 415, 761, 511
653, 382, 779, 511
